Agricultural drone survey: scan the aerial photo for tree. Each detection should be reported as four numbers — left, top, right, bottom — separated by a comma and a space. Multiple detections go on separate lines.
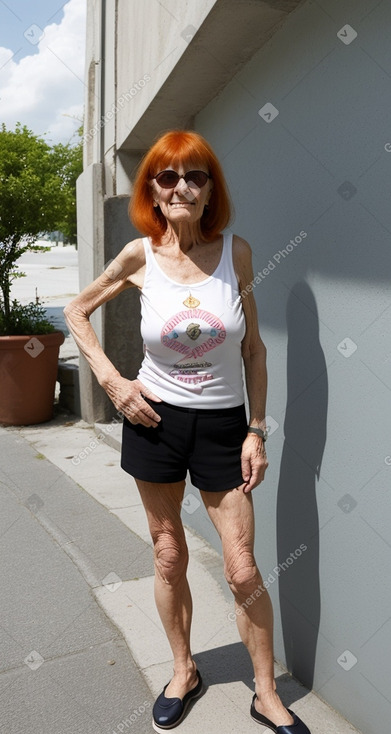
0, 123, 82, 329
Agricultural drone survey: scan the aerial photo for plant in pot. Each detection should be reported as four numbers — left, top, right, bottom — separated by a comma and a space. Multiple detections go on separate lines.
0, 123, 70, 426
0, 292, 65, 426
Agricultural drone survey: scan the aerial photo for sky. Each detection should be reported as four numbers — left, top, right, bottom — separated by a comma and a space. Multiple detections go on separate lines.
0, 0, 86, 145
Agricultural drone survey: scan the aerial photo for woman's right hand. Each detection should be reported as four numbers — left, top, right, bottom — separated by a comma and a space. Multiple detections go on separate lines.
105, 375, 162, 427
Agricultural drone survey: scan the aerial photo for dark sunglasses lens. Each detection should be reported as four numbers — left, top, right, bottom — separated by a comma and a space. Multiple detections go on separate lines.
185, 171, 209, 187
155, 171, 179, 188
154, 170, 210, 188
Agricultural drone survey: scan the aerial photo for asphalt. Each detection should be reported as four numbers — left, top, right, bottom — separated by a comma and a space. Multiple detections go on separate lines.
0, 412, 363, 734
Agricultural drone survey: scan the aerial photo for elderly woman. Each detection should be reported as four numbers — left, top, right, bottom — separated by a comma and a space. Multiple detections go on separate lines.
64, 130, 310, 734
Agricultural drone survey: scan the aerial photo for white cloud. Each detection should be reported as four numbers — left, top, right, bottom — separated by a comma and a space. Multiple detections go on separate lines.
0, 0, 86, 144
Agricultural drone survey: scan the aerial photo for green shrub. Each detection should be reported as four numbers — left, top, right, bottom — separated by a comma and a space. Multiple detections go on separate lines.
0, 300, 56, 336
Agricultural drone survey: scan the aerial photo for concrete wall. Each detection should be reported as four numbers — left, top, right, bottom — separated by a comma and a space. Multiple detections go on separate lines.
182, 2, 391, 732
76, 163, 108, 422
115, 0, 217, 151
103, 196, 144, 394
76, 164, 142, 421
78, 0, 391, 730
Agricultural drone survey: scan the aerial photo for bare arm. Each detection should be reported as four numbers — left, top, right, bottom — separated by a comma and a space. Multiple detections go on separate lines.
63, 238, 162, 427
233, 235, 268, 492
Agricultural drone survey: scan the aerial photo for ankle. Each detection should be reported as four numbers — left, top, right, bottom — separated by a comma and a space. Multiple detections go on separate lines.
172, 660, 197, 678
255, 687, 279, 703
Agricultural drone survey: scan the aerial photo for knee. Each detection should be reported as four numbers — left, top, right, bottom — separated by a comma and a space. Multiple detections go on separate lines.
153, 534, 188, 585
224, 551, 260, 598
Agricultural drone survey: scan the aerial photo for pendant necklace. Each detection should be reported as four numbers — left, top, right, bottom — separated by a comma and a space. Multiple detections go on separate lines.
183, 292, 200, 308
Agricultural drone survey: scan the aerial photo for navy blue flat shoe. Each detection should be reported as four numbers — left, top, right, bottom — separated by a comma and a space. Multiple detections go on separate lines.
251, 694, 311, 733
152, 670, 203, 732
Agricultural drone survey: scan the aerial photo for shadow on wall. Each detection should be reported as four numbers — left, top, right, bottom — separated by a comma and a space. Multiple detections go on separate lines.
277, 280, 327, 690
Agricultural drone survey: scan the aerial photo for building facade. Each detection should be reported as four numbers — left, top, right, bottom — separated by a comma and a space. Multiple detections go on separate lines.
77, 2, 391, 732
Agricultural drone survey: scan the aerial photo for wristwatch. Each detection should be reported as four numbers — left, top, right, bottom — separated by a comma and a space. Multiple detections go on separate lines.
247, 426, 268, 441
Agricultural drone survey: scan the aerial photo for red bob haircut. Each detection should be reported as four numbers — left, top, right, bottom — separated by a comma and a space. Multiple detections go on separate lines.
129, 130, 233, 244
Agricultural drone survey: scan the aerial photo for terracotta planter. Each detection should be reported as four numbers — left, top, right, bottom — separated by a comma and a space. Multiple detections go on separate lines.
0, 331, 65, 426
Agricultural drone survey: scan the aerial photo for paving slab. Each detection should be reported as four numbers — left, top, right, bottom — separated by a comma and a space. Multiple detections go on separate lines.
11, 414, 363, 734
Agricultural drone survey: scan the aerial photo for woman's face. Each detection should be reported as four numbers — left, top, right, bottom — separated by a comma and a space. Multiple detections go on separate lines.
150, 160, 213, 226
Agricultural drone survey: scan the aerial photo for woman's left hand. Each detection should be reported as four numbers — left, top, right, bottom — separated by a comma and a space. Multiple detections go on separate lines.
240, 434, 268, 493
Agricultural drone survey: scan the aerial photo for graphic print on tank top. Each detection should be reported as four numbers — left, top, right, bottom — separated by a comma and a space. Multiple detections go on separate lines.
137, 233, 246, 408
161, 300, 226, 385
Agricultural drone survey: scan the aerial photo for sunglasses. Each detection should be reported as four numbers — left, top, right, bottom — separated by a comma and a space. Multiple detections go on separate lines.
152, 170, 211, 189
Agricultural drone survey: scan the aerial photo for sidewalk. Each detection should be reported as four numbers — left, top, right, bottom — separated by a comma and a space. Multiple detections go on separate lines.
1, 413, 363, 734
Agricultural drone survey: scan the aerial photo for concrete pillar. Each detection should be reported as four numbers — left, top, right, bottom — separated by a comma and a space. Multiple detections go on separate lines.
76, 163, 109, 423
76, 164, 144, 423
102, 195, 144, 421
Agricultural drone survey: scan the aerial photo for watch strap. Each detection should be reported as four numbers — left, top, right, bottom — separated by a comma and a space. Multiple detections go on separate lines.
247, 426, 268, 441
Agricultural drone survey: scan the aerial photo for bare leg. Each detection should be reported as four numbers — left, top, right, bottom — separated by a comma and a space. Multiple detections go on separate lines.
200, 487, 294, 727
135, 479, 198, 699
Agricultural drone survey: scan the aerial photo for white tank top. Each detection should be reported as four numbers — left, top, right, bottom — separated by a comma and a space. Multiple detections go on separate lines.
136, 233, 246, 408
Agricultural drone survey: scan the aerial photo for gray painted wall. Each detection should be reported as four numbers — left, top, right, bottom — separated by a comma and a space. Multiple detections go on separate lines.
180, 1, 391, 732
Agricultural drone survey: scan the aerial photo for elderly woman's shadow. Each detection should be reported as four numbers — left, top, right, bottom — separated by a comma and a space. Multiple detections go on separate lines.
276, 280, 327, 690
193, 281, 326, 704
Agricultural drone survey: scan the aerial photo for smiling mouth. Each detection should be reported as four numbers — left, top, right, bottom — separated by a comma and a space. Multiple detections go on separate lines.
170, 202, 195, 206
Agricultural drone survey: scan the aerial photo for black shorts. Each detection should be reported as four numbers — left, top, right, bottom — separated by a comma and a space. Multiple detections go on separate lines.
121, 399, 248, 492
